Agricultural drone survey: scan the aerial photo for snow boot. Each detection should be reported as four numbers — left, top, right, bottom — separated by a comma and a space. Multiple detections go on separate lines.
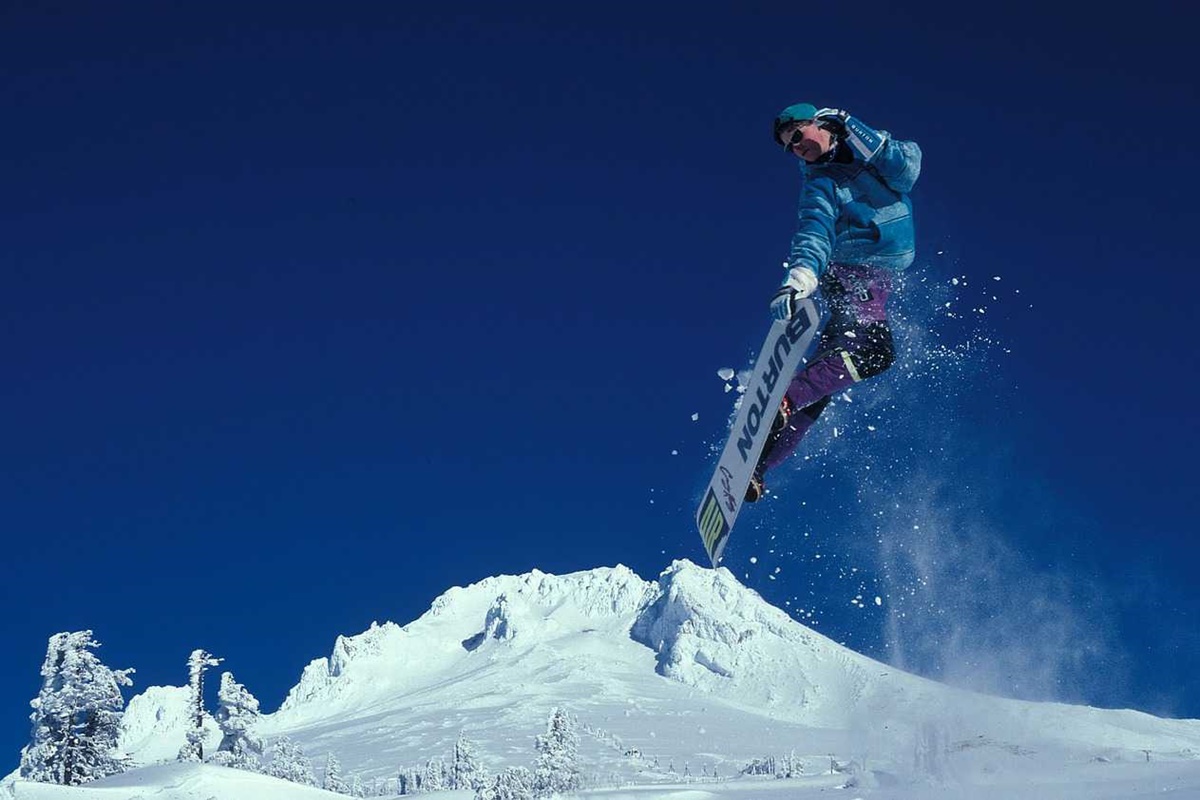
744, 397, 795, 502
745, 470, 766, 503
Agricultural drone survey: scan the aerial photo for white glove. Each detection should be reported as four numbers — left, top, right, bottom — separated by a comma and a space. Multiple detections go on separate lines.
769, 266, 818, 321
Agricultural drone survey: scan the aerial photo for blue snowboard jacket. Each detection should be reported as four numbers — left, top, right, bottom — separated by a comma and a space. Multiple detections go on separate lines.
786, 120, 922, 276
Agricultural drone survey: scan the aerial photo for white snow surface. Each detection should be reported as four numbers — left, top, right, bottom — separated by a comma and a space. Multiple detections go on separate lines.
3, 763, 359, 799
117, 685, 219, 766
8, 560, 1200, 799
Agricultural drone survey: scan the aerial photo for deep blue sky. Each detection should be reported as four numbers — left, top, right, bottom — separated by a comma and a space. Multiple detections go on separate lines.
4, 1, 1198, 764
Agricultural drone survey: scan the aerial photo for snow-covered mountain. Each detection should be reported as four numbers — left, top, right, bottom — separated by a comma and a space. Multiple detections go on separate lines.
117, 685, 220, 766
18, 560, 1200, 799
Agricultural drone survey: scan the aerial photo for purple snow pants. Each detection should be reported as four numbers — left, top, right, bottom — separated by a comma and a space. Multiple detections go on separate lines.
760, 263, 896, 473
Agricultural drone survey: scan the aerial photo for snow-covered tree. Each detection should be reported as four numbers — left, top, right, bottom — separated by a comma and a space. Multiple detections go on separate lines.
452, 730, 487, 790
476, 766, 534, 800
533, 708, 580, 796
177, 649, 222, 762
208, 672, 262, 771
18, 631, 134, 785
423, 755, 447, 792
324, 752, 350, 794
398, 765, 422, 795
265, 736, 315, 785
741, 756, 775, 776
777, 750, 802, 778
20, 633, 73, 784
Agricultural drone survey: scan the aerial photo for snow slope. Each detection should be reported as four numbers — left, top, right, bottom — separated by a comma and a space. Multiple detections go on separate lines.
3, 763, 373, 800
261, 561, 1200, 790
12, 561, 1200, 798
117, 685, 219, 766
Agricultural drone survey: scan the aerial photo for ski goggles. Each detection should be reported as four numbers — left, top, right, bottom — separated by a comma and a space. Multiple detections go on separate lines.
778, 120, 814, 151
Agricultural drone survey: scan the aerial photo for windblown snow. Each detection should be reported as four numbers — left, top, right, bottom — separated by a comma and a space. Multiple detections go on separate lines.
7, 561, 1200, 799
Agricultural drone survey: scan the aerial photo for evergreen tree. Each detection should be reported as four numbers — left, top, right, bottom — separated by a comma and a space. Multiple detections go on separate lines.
177, 649, 222, 762
265, 736, 315, 785
423, 755, 447, 792
777, 750, 802, 779
324, 752, 350, 794
533, 708, 580, 796
398, 765, 422, 795
19, 633, 71, 784
452, 730, 486, 790
18, 631, 134, 785
350, 773, 365, 797
209, 672, 262, 771
476, 766, 534, 800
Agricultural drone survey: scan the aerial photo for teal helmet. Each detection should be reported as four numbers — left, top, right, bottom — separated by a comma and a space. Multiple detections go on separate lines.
773, 102, 818, 145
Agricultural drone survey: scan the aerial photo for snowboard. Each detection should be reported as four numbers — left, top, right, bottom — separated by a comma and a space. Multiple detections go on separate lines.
696, 298, 823, 567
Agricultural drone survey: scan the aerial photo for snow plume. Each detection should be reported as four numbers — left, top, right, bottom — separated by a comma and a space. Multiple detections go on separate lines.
855, 271, 1119, 706
873, 469, 1122, 705
794, 266, 1012, 464
705, 266, 1014, 479
738, 267, 1124, 709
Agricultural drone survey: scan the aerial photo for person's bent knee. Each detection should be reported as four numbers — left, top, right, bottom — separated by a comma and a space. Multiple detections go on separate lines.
848, 323, 895, 380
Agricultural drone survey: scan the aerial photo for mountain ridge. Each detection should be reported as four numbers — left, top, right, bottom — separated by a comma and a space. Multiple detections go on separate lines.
112, 560, 1200, 789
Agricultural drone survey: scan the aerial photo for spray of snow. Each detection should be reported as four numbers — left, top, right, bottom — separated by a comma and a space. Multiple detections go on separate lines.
695, 264, 1120, 719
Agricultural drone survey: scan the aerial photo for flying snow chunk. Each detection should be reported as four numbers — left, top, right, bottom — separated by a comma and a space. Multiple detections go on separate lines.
717, 367, 735, 381
691, 413, 699, 421
671, 450, 678, 456
875, 596, 883, 606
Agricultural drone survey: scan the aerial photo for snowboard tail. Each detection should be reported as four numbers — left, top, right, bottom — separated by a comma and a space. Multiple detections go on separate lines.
696, 300, 823, 566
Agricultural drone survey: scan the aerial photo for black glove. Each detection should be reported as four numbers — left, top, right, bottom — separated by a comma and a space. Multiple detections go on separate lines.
814, 108, 851, 137
815, 108, 884, 161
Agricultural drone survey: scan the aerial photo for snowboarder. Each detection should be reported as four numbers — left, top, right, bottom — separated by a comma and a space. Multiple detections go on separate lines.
746, 103, 922, 502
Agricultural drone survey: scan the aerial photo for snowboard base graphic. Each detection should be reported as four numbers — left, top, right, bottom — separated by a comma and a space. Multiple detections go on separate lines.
696, 300, 823, 566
